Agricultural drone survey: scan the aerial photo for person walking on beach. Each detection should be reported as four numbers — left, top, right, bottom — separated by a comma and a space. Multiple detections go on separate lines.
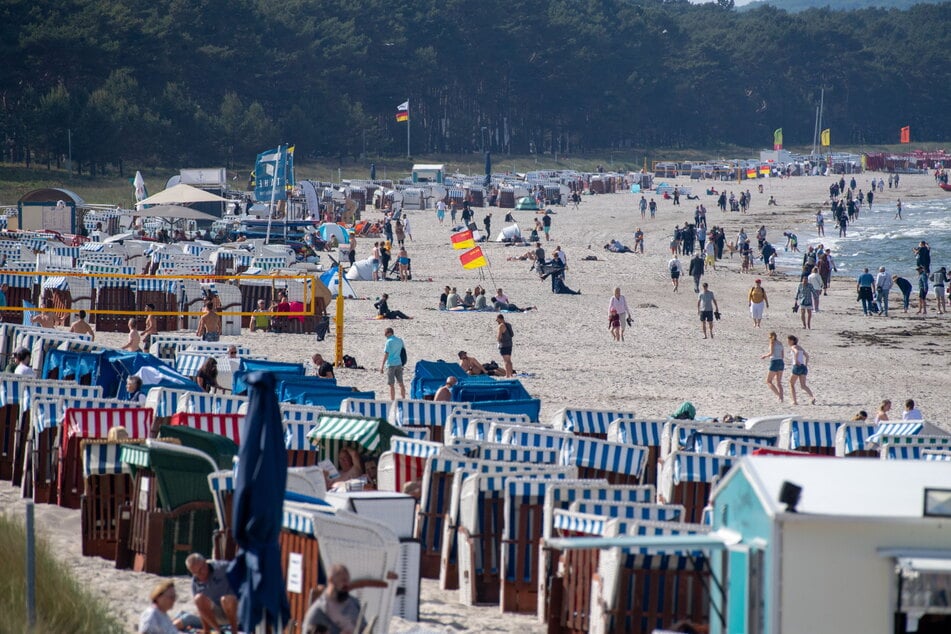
933, 266, 948, 314
796, 276, 814, 329
634, 228, 644, 253
697, 282, 719, 339
608, 287, 630, 340
496, 314, 514, 378
380, 327, 406, 400
815, 210, 825, 237
688, 251, 705, 294
895, 199, 903, 220
787, 335, 816, 405
542, 211, 552, 241
761, 331, 784, 402
876, 266, 893, 316
893, 274, 913, 313
857, 268, 876, 316
915, 241, 931, 275
807, 267, 823, 312
917, 266, 929, 315
668, 254, 682, 292
748, 278, 768, 328
639, 196, 647, 219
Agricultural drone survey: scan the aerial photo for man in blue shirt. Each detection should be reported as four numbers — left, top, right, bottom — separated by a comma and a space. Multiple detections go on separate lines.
379, 327, 406, 400
856, 267, 876, 315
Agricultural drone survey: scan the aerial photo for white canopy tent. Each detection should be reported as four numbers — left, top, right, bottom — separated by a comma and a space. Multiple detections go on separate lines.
135, 183, 229, 209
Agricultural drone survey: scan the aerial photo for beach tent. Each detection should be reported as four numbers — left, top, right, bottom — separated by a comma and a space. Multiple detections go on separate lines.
345, 257, 376, 281
318, 223, 350, 244
496, 224, 521, 242
320, 266, 357, 298
515, 197, 539, 211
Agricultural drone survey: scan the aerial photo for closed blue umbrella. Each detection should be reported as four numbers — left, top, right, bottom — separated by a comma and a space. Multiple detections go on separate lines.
227, 371, 290, 630
484, 152, 492, 188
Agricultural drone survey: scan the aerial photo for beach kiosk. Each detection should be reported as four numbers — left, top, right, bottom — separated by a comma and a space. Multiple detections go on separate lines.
709, 456, 951, 634
411, 164, 444, 184
18, 187, 84, 233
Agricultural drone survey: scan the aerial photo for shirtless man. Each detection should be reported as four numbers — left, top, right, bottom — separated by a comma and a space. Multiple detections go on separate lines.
69, 310, 95, 341
31, 301, 58, 328
457, 350, 486, 375
141, 303, 158, 351
196, 301, 222, 342
433, 376, 456, 401
122, 318, 141, 351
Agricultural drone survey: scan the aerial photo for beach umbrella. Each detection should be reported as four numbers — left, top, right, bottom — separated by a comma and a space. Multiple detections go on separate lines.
370, 162, 376, 180
484, 152, 492, 188
133, 171, 148, 202
227, 371, 290, 631
135, 183, 229, 208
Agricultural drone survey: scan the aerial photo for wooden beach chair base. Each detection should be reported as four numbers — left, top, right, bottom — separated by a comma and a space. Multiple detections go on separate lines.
81, 473, 134, 560
280, 529, 322, 634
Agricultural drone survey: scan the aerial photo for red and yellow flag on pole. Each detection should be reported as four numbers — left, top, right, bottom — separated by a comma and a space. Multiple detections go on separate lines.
459, 246, 487, 270
395, 101, 409, 122
450, 229, 475, 250
900, 126, 910, 144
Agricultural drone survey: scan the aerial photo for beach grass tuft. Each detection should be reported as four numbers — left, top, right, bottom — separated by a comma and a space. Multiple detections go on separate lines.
0, 513, 123, 634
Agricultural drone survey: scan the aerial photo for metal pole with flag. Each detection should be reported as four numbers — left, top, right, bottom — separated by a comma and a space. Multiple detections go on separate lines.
773, 128, 783, 151
900, 126, 911, 144
396, 101, 409, 158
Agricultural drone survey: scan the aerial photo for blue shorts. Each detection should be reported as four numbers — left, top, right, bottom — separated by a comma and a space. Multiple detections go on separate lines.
768, 359, 784, 373
792, 364, 808, 376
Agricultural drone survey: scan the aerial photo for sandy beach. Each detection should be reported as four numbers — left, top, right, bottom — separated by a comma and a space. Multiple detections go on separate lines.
3, 171, 949, 632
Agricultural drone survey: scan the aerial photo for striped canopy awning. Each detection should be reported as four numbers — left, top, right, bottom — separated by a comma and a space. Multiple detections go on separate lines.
306, 413, 406, 463
866, 422, 924, 445
42, 276, 70, 290
82, 441, 134, 477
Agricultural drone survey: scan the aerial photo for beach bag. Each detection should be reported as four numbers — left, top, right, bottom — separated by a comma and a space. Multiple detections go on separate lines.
343, 355, 358, 369
506, 322, 514, 338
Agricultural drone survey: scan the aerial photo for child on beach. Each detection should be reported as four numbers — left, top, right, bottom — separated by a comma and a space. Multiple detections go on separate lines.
608, 308, 621, 341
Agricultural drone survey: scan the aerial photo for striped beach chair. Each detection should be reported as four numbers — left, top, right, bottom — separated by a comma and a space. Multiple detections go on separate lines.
570, 500, 685, 524
144, 387, 202, 427
661, 420, 747, 459
282, 404, 324, 467
448, 409, 531, 441
715, 438, 773, 456
590, 521, 711, 634
207, 470, 237, 559
500, 478, 591, 613
560, 437, 648, 485
455, 469, 575, 606
880, 434, 951, 460
377, 437, 444, 494
552, 407, 637, 440
168, 411, 244, 445
80, 439, 143, 559
500, 425, 574, 450
778, 419, 847, 455
340, 397, 391, 421
179, 393, 249, 415
416, 455, 540, 582
682, 429, 775, 454
833, 422, 881, 457
659, 452, 733, 524
923, 450, 951, 462
388, 399, 472, 443
607, 420, 669, 487
58, 407, 153, 509
477, 444, 559, 465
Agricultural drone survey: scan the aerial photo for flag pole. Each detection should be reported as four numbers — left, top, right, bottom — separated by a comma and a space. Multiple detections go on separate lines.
406, 99, 411, 159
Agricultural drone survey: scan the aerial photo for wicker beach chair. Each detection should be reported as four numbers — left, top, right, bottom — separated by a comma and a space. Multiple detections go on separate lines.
340, 397, 392, 421
551, 407, 637, 440
777, 418, 848, 456
658, 452, 733, 524
80, 438, 143, 559
388, 399, 473, 444
376, 437, 443, 493
560, 437, 648, 485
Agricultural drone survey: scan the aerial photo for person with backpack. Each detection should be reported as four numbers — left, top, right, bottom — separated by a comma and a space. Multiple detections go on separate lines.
496, 314, 515, 378
379, 327, 406, 400
668, 254, 683, 292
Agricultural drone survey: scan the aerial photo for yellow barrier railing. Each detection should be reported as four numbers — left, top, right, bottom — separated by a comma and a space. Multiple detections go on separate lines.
1, 271, 320, 318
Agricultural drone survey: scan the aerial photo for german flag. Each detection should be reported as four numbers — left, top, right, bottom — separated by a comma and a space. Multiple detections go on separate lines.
759, 165, 770, 176
395, 100, 409, 122
451, 229, 475, 250
746, 168, 757, 180
459, 246, 487, 270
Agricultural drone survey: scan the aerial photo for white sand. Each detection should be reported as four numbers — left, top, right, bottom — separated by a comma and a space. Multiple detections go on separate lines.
3, 172, 947, 632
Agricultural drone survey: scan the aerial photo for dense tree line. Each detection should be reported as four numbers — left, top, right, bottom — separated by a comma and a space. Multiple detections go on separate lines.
1, 0, 948, 172
743, 0, 946, 13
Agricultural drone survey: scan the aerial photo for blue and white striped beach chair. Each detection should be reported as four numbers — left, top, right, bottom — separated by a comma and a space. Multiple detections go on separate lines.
377, 437, 445, 493
477, 444, 559, 465
281, 404, 324, 467
388, 399, 472, 443
715, 438, 771, 457
559, 437, 648, 484
659, 452, 733, 524
80, 439, 141, 559
570, 500, 686, 524
834, 422, 882, 457
923, 450, 951, 462
500, 425, 573, 450
340, 397, 391, 421
683, 430, 775, 454
454, 469, 575, 606
179, 392, 249, 415
552, 407, 637, 439
778, 418, 847, 455
661, 419, 746, 461
448, 409, 531, 441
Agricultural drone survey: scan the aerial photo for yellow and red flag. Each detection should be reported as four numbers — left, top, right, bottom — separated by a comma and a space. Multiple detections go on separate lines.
451, 229, 475, 250
459, 246, 487, 270
900, 126, 910, 144
746, 168, 757, 179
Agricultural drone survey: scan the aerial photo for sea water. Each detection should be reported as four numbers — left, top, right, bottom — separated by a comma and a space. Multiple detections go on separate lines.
774, 196, 951, 277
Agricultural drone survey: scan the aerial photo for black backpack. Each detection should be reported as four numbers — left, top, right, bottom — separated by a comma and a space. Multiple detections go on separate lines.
399, 345, 407, 365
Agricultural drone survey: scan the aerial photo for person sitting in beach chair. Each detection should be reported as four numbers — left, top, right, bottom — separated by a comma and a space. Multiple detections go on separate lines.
303, 564, 395, 634
325, 447, 364, 491
185, 554, 239, 634
249, 299, 271, 332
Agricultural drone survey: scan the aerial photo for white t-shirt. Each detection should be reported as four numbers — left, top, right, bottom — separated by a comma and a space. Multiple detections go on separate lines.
902, 408, 924, 421
138, 606, 178, 634
14, 364, 35, 377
